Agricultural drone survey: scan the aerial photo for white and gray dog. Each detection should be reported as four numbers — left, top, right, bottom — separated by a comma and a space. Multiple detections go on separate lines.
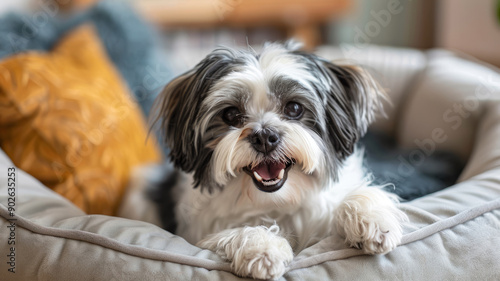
129, 41, 408, 280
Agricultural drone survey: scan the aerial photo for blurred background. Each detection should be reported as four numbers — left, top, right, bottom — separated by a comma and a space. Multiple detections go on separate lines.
1, 0, 499, 72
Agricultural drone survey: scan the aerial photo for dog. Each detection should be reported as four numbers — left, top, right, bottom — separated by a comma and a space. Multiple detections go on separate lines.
139, 41, 408, 280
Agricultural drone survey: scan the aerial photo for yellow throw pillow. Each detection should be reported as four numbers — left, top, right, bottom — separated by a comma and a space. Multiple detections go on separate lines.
0, 25, 162, 215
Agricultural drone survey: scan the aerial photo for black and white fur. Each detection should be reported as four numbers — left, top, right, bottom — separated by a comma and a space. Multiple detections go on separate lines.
126, 42, 407, 280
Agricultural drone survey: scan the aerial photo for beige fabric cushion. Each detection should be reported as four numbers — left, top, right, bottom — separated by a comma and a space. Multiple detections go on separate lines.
398, 50, 500, 162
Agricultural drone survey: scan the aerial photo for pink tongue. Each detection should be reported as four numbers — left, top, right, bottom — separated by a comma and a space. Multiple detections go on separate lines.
253, 162, 286, 180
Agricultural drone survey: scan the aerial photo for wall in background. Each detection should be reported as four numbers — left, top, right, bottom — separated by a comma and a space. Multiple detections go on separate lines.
328, 0, 436, 49
0, 0, 30, 14
2, 0, 499, 68
436, 0, 500, 67
329, 0, 500, 67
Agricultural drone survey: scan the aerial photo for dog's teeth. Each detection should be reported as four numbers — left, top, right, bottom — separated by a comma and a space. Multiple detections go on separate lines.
278, 169, 285, 179
262, 179, 280, 186
253, 171, 263, 182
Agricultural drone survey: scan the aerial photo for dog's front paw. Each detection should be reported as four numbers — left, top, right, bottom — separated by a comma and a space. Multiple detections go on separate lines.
198, 225, 293, 280
232, 236, 292, 280
348, 220, 403, 254
335, 188, 408, 255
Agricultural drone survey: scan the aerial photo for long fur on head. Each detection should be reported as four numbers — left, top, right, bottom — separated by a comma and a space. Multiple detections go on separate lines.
151, 41, 384, 193
151, 48, 244, 191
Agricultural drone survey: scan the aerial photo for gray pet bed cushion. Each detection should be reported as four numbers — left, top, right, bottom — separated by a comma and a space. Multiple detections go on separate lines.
1, 46, 500, 280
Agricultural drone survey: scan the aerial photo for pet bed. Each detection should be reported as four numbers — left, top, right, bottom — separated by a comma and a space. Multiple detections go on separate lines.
1, 44, 500, 280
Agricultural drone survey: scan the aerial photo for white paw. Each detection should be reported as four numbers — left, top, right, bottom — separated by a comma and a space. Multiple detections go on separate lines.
335, 189, 408, 255
232, 240, 292, 280
347, 221, 403, 254
198, 225, 293, 280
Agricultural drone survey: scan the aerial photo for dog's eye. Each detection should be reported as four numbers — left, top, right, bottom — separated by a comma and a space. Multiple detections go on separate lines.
284, 102, 304, 119
222, 107, 243, 126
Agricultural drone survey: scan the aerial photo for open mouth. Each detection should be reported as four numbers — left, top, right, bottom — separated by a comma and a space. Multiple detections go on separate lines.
243, 158, 294, 193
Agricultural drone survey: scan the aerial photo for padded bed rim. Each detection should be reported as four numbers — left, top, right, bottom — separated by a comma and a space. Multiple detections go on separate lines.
2, 197, 499, 274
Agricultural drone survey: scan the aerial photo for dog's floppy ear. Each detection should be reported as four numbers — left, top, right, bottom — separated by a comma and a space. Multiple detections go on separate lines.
321, 61, 385, 160
151, 50, 236, 191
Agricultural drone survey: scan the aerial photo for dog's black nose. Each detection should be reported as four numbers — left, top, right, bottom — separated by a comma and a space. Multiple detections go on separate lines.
249, 129, 281, 154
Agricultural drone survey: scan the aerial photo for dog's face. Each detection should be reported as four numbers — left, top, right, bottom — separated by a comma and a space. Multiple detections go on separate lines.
154, 42, 383, 200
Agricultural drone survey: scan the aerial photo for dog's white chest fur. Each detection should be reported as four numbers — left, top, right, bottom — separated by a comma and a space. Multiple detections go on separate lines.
168, 151, 407, 280
176, 151, 381, 251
